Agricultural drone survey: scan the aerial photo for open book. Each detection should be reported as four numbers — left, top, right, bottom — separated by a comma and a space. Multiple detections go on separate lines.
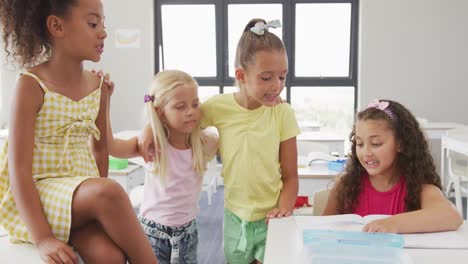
295, 214, 389, 230
295, 215, 468, 249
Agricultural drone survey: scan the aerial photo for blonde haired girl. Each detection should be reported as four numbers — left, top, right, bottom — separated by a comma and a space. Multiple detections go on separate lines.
145, 70, 212, 183
107, 69, 218, 263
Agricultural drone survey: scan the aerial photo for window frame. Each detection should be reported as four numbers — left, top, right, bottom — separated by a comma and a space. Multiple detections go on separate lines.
154, 0, 358, 110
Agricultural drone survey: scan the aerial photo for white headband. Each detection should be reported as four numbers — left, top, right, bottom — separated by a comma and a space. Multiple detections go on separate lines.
250, 19, 281, 35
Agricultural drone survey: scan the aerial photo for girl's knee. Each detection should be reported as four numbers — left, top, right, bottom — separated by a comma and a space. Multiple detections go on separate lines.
102, 248, 127, 264
89, 178, 128, 204
82, 244, 126, 264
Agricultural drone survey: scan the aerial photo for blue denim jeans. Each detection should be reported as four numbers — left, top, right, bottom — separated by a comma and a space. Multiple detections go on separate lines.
139, 217, 198, 264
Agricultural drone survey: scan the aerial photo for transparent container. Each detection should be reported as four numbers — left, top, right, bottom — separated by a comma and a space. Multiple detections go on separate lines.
302, 230, 405, 264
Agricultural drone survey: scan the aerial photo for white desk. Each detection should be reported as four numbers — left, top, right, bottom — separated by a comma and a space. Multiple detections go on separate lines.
297, 131, 346, 156
421, 122, 464, 177
264, 217, 468, 264
423, 122, 463, 139
440, 129, 468, 213
298, 164, 338, 196
108, 130, 146, 193
0, 129, 7, 147
298, 121, 321, 132
441, 131, 468, 183
108, 164, 144, 193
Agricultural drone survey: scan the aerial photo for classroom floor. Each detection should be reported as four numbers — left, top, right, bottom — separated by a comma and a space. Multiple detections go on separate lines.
197, 187, 226, 264
134, 186, 226, 264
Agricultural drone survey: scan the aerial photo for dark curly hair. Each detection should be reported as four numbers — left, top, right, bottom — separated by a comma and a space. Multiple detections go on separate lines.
336, 100, 442, 213
0, 0, 77, 66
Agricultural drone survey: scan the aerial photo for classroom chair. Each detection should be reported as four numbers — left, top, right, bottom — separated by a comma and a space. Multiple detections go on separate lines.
202, 158, 219, 206
444, 150, 468, 217
443, 127, 468, 217
312, 189, 330, 216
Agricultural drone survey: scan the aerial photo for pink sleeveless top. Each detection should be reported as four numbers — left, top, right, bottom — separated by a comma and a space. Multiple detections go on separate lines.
139, 144, 202, 227
353, 174, 407, 216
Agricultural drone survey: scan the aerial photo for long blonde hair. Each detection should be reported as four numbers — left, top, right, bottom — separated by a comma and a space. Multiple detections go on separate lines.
145, 70, 210, 183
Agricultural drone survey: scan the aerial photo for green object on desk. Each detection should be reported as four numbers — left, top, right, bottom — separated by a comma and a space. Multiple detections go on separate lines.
109, 157, 128, 170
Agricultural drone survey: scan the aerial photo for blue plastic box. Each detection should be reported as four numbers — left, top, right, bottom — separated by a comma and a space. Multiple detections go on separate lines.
302, 230, 404, 263
327, 159, 347, 172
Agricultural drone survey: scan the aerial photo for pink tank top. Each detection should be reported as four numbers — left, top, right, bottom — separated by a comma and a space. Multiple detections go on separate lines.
353, 174, 407, 216
139, 144, 202, 227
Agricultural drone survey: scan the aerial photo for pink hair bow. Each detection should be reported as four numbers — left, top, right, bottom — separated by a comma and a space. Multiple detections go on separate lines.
366, 99, 396, 120
367, 99, 389, 110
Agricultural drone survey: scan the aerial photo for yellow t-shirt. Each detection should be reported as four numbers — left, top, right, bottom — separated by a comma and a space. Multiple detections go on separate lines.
201, 94, 300, 221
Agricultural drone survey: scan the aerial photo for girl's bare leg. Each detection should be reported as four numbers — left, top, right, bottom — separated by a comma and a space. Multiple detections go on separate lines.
70, 221, 126, 263
70, 178, 158, 264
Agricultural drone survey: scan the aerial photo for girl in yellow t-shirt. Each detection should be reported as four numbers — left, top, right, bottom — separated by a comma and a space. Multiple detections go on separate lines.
139, 18, 300, 264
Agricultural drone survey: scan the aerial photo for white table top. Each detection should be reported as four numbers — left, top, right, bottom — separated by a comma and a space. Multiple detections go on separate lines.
444, 128, 468, 142
298, 164, 340, 179
0, 129, 7, 139
108, 164, 141, 176
264, 217, 468, 264
297, 131, 345, 141
422, 122, 464, 130
114, 130, 139, 139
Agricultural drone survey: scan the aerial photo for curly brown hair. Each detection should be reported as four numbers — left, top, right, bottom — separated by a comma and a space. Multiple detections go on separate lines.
0, 0, 77, 66
336, 100, 442, 213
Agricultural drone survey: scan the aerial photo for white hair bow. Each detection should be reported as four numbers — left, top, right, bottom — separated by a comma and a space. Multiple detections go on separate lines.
250, 19, 282, 35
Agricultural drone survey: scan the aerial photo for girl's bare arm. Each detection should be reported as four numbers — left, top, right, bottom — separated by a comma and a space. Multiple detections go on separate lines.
364, 184, 463, 233
267, 137, 299, 218
104, 79, 139, 159
8, 76, 56, 245
90, 74, 109, 177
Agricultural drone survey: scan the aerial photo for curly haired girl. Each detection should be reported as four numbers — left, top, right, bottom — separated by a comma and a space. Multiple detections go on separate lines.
323, 99, 463, 233
0, 0, 158, 263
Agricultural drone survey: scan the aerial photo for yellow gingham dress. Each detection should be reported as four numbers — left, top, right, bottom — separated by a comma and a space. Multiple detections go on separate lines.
0, 71, 103, 243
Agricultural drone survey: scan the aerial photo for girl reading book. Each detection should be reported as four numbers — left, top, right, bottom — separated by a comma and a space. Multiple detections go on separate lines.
323, 99, 463, 233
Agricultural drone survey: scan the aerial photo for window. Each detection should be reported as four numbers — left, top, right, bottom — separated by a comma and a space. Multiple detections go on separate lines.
160, 5, 216, 76
155, 0, 358, 134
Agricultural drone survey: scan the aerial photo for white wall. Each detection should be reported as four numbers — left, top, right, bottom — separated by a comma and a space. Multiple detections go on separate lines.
359, 0, 468, 124
0, 60, 17, 128
89, 0, 154, 131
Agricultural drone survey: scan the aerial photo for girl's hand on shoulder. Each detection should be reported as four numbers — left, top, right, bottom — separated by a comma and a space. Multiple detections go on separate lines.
103, 74, 114, 96
91, 69, 114, 96
265, 207, 293, 224
37, 237, 78, 264
363, 217, 399, 233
